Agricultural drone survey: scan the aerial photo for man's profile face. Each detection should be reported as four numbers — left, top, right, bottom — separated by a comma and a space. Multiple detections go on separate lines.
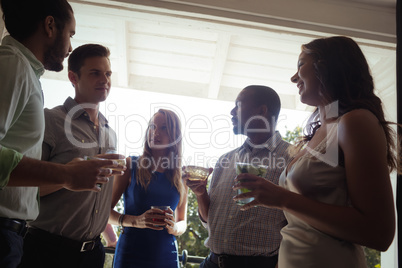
43, 12, 76, 72
230, 89, 261, 135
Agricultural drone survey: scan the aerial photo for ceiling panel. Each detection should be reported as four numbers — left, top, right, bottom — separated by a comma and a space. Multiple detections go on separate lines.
37, 0, 397, 113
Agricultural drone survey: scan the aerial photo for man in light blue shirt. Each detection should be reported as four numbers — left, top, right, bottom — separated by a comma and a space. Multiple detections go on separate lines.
0, 1, 124, 267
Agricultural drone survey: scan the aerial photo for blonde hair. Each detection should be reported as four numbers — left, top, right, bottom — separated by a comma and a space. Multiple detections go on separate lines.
136, 109, 186, 205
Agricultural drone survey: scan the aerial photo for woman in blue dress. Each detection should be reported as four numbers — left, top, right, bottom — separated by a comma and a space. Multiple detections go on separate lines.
109, 109, 188, 268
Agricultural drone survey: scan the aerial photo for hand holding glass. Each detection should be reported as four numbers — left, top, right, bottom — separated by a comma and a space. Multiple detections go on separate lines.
235, 162, 267, 205
84, 155, 127, 171
151, 206, 170, 227
83, 154, 126, 188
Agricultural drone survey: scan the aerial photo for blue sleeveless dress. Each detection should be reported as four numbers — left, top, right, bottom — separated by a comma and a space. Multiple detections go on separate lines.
113, 157, 180, 268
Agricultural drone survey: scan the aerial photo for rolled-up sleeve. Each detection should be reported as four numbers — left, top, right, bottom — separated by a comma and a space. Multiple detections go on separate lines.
0, 146, 23, 188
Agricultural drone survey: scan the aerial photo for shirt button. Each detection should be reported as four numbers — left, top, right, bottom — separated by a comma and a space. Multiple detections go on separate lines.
95, 210, 98, 213
82, 140, 85, 143
90, 232, 92, 235
228, 215, 233, 219
224, 239, 228, 243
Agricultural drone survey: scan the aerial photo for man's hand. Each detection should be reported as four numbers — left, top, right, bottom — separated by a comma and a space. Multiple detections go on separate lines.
62, 158, 122, 192
86, 154, 127, 175
183, 167, 212, 196
183, 167, 213, 222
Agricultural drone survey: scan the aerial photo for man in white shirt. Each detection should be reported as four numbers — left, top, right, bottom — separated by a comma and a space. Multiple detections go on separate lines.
0, 1, 124, 267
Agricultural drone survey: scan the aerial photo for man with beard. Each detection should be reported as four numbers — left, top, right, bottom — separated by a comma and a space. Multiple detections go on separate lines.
20, 44, 118, 268
185, 85, 292, 268
0, 1, 124, 267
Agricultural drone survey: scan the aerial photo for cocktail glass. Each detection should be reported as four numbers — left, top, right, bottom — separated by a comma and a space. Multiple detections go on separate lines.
235, 162, 267, 206
151, 205, 170, 226
84, 155, 126, 171
183, 165, 210, 181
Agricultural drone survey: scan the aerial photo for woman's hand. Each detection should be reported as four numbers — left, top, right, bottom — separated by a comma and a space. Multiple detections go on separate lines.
125, 209, 168, 231
232, 173, 287, 210
164, 207, 179, 235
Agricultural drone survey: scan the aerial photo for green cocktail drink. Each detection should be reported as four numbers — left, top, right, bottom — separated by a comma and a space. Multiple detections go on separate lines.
235, 162, 267, 206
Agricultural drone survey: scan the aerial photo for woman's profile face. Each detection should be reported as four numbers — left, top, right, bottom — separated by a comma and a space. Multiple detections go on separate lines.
147, 112, 171, 150
291, 51, 323, 107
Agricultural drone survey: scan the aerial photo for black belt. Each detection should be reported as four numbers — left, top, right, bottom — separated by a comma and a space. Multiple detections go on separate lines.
0, 217, 27, 237
209, 252, 278, 268
28, 227, 101, 252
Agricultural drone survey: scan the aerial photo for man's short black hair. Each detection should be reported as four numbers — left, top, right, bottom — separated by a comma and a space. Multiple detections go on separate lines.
245, 85, 281, 122
1, 0, 73, 41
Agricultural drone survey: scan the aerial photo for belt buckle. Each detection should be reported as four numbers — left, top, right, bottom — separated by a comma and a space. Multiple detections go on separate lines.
10, 219, 27, 237
18, 223, 28, 238
80, 240, 95, 252
218, 254, 228, 268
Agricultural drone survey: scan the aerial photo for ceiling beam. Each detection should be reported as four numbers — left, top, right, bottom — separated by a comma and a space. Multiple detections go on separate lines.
108, 0, 396, 43
115, 19, 130, 87
208, 33, 231, 99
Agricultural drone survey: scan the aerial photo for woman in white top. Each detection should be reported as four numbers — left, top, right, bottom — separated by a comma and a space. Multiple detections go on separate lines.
233, 36, 401, 268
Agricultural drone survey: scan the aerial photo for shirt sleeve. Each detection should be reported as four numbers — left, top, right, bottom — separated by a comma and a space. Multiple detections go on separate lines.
0, 49, 31, 188
0, 146, 23, 188
0, 52, 31, 142
199, 157, 223, 227
199, 171, 215, 227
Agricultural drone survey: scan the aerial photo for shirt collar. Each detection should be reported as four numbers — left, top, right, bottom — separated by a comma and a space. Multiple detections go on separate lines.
63, 97, 109, 126
242, 131, 283, 153
1, 35, 45, 77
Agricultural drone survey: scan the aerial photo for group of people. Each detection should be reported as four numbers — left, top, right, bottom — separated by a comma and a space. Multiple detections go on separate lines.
0, 0, 400, 268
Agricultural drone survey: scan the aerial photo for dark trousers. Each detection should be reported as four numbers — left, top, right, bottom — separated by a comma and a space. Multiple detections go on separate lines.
0, 228, 24, 268
200, 255, 219, 268
19, 231, 105, 268
200, 252, 278, 268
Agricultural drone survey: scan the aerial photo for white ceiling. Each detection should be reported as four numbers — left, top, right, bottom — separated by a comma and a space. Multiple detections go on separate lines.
104, 0, 397, 42
1, 0, 396, 116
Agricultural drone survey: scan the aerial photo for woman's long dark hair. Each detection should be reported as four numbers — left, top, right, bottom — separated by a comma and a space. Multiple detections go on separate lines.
297, 36, 400, 173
